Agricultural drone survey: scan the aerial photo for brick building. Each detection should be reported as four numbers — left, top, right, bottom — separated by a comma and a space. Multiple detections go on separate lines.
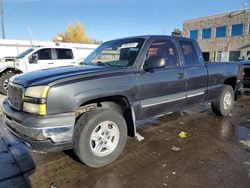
183, 9, 250, 62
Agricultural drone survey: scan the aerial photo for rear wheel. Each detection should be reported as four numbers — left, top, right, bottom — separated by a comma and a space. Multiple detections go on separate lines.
73, 108, 127, 168
211, 85, 234, 116
0, 72, 15, 95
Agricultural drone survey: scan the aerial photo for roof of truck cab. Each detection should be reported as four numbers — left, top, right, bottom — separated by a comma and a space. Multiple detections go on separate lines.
109, 35, 194, 41
35, 46, 75, 49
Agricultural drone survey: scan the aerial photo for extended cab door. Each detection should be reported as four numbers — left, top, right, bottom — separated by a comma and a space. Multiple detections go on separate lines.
177, 39, 208, 106
27, 48, 57, 71
137, 38, 187, 120
53, 48, 76, 67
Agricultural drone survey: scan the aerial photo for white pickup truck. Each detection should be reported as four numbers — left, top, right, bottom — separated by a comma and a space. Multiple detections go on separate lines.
246, 54, 250, 60
0, 46, 79, 95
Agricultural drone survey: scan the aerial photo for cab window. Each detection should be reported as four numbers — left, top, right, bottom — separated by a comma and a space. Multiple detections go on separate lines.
146, 39, 180, 67
56, 49, 74, 59
35, 49, 52, 60
179, 41, 200, 66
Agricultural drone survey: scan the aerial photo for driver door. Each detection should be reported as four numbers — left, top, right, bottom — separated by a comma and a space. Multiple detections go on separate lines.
136, 38, 187, 120
28, 48, 57, 72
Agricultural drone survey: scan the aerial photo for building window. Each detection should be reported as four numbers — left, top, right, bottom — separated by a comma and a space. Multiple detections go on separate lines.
202, 28, 211, 39
229, 51, 240, 61
216, 26, 226, 38
202, 52, 210, 62
231, 24, 243, 36
190, 30, 198, 40
215, 51, 222, 62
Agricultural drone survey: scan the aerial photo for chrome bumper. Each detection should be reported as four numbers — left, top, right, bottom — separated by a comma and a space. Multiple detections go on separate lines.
4, 115, 74, 143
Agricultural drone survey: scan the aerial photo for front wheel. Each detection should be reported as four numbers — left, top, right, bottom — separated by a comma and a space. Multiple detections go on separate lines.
211, 85, 234, 116
0, 72, 15, 95
73, 108, 127, 168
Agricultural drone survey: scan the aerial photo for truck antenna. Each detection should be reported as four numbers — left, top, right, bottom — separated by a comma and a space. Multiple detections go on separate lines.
162, 27, 166, 35
28, 26, 34, 47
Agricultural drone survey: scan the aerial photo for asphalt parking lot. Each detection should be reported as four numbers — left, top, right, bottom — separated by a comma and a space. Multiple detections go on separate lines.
0, 93, 250, 188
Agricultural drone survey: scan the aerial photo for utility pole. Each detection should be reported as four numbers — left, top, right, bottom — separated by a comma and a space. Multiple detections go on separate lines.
0, 0, 5, 39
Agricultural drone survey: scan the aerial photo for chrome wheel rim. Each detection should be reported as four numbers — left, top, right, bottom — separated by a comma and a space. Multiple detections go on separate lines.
3, 78, 9, 91
223, 91, 232, 110
90, 121, 120, 157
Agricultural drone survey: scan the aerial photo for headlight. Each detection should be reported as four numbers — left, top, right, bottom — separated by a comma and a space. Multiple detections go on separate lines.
23, 102, 46, 116
25, 86, 49, 98
23, 86, 49, 115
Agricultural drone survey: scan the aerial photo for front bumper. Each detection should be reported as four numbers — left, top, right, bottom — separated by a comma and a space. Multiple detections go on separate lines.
2, 98, 75, 152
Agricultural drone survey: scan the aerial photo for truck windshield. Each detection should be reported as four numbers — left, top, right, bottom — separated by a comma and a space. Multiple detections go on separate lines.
16, 48, 34, 59
83, 38, 145, 67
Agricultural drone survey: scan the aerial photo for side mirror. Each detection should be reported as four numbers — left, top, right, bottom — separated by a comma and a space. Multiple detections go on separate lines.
29, 54, 38, 64
144, 56, 166, 71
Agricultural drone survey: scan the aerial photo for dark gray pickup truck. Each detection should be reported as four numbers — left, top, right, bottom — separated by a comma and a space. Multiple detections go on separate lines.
2, 35, 243, 167
240, 60, 250, 88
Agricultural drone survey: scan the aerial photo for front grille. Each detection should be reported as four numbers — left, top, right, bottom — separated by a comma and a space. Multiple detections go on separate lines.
244, 67, 250, 78
8, 84, 23, 109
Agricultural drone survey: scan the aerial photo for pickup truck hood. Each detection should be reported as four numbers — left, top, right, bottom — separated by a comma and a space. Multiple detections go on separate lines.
241, 60, 250, 66
12, 65, 124, 87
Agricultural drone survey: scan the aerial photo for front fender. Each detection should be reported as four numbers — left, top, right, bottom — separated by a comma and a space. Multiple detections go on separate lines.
74, 86, 133, 108
46, 71, 136, 114
47, 85, 135, 115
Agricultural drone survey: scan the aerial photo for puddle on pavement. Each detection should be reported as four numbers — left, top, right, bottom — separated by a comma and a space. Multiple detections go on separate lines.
218, 118, 250, 149
136, 104, 250, 151
90, 173, 122, 188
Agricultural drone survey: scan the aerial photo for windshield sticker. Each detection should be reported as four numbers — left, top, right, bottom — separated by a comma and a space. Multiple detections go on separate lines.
121, 43, 138, 48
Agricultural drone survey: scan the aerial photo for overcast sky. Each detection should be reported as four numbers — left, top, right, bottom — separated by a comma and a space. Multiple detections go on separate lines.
1, 0, 249, 42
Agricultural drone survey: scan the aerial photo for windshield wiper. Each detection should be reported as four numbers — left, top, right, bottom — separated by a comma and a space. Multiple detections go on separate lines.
104, 62, 122, 67
82, 61, 121, 67
80, 62, 88, 65
96, 61, 112, 66
97, 61, 106, 65
80, 61, 107, 66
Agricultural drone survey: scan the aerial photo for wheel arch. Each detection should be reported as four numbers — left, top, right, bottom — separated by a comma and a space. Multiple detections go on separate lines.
223, 77, 236, 90
0, 67, 23, 76
76, 95, 136, 137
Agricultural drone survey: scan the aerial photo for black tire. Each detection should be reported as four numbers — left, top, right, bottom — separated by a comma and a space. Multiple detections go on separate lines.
0, 72, 15, 95
73, 108, 127, 168
211, 85, 234, 116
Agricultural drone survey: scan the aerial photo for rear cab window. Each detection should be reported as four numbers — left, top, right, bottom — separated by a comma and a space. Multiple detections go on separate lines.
178, 40, 200, 66
55, 49, 74, 60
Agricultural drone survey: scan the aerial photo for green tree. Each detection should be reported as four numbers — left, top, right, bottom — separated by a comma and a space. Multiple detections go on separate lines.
171, 28, 182, 37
